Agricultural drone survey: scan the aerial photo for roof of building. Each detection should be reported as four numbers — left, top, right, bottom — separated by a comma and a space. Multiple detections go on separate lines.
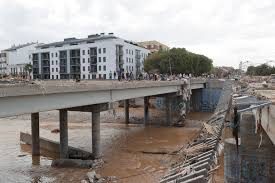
4, 42, 37, 52
138, 40, 169, 48
36, 33, 147, 49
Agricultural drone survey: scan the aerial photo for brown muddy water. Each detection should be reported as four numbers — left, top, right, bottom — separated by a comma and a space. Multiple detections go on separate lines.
0, 107, 211, 183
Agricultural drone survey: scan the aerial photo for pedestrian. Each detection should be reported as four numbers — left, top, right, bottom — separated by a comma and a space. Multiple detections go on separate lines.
109, 71, 112, 80
117, 70, 121, 81
232, 106, 240, 153
129, 71, 133, 81
126, 72, 129, 81
114, 71, 116, 80
121, 69, 125, 80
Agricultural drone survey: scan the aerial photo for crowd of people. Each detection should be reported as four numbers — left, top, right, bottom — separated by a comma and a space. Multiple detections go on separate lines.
109, 69, 198, 81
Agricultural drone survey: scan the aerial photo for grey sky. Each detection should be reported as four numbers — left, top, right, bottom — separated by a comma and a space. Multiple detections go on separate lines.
1, 0, 275, 68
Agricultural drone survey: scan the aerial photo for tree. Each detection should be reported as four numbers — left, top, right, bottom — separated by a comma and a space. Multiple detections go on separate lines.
144, 48, 213, 76
24, 63, 32, 80
246, 64, 275, 76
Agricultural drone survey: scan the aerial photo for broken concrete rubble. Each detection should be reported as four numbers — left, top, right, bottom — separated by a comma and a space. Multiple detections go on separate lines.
84, 170, 117, 183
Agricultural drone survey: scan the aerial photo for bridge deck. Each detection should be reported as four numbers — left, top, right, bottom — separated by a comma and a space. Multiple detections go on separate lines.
0, 79, 205, 118
0, 79, 205, 97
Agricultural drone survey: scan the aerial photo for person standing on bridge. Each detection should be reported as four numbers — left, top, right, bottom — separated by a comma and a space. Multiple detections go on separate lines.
232, 106, 240, 153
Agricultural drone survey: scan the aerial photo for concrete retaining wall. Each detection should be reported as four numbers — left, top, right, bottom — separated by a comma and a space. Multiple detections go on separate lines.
253, 105, 275, 145
191, 88, 222, 112
238, 113, 275, 183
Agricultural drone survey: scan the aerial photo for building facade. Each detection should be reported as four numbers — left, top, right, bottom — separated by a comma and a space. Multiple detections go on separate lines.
0, 42, 39, 77
31, 33, 150, 80
138, 40, 169, 53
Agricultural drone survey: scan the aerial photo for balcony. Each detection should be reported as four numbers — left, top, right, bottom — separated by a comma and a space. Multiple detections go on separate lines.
70, 61, 80, 66
42, 68, 50, 74
135, 54, 141, 59
33, 64, 39, 68
70, 70, 81, 74
60, 67, 67, 74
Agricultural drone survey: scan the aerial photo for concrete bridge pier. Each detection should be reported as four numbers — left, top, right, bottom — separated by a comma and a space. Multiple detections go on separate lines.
144, 96, 149, 125
165, 96, 172, 126
31, 112, 40, 156
92, 111, 100, 158
67, 103, 108, 159
124, 99, 129, 124
59, 109, 68, 158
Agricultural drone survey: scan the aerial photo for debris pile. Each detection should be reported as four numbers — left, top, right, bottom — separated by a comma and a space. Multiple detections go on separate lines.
159, 80, 232, 183
81, 170, 117, 183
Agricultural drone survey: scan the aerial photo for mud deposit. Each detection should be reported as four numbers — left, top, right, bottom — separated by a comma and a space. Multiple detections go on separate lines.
0, 106, 211, 183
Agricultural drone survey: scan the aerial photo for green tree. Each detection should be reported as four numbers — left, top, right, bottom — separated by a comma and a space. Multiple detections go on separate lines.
246, 64, 275, 76
144, 48, 213, 76
24, 63, 32, 79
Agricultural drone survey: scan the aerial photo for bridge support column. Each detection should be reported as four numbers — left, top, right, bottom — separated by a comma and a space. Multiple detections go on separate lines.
144, 96, 149, 125
165, 96, 172, 126
92, 111, 100, 158
124, 99, 129, 124
59, 109, 68, 159
31, 113, 40, 156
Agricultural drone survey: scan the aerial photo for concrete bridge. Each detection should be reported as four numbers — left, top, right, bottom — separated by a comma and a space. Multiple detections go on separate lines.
0, 79, 206, 159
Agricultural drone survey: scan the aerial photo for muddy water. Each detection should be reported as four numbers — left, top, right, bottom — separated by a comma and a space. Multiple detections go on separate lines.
0, 108, 211, 183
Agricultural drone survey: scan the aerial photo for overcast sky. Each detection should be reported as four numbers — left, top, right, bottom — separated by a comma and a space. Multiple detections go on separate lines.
1, 0, 275, 68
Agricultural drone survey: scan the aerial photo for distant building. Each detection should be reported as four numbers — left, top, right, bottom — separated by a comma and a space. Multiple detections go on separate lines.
0, 42, 39, 77
138, 40, 169, 53
31, 33, 150, 80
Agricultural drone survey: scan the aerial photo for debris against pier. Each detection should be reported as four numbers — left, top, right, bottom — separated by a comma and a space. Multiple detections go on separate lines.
160, 80, 232, 183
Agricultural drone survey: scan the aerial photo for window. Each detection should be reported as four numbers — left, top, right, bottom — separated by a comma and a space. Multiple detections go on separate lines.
99, 57, 101, 62
52, 75, 54, 79
103, 65, 106, 71
52, 68, 54, 72
56, 60, 58, 65
83, 74, 85, 79
88, 66, 90, 71
56, 53, 58, 57
83, 58, 85, 63
52, 61, 54, 65
103, 74, 106, 79
88, 58, 90, 63
88, 74, 90, 79
56, 75, 59, 79
88, 50, 90, 54
132, 66, 133, 70
83, 66, 85, 71
56, 68, 58, 72
126, 49, 128, 54
126, 58, 128, 63
82, 50, 85, 55
51, 53, 54, 58
103, 57, 106, 62
98, 48, 101, 54
103, 48, 106, 53
99, 65, 101, 71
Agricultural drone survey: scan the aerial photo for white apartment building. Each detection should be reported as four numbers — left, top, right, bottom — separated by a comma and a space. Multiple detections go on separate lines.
31, 33, 150, 80
0, 42, 39, 77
